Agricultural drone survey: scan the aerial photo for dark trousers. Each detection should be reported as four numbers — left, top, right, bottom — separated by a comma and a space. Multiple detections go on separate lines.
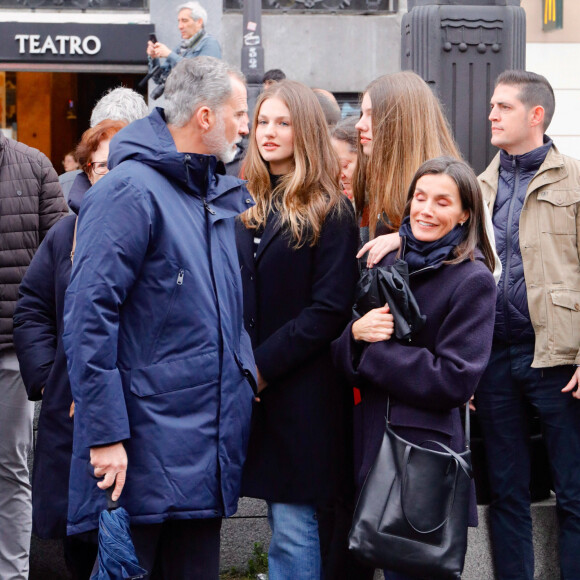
131, 517, 222, 580
476, 342, 580, 580
63, 530, 98, 580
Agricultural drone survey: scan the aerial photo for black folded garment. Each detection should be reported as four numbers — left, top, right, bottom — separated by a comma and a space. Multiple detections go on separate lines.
352, 259, 426, 341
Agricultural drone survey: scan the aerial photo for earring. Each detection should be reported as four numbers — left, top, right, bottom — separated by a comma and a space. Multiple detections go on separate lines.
459, 221, 465, 227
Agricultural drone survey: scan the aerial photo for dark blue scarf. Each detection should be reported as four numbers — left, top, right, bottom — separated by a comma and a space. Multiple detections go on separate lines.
398, 216, 466, 272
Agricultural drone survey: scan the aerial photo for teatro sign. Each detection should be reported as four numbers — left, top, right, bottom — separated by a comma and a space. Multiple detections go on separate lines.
0, 22, 154, 64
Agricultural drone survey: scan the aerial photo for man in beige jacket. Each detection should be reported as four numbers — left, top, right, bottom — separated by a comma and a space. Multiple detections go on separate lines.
476, 70, 580, 580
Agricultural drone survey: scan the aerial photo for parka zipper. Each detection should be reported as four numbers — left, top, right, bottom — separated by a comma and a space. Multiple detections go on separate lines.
185, 153, 227, 512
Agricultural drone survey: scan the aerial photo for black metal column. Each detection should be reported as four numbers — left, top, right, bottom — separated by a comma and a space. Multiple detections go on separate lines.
241, 0, 265, 118
402, 0, 526, 174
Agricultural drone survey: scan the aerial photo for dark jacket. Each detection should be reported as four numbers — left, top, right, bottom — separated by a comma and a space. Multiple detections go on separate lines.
0, 132, 68, 349
236, 197, 359, 504
332, 250, 496, 522
492, 139, 551, 343
62, 108, 256, 535
13, 173, 90, 538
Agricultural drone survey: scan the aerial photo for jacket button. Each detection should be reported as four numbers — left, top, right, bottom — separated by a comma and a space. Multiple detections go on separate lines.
249, 318, 255, 328
250, 275, 254, 281
575, 303, 580, 311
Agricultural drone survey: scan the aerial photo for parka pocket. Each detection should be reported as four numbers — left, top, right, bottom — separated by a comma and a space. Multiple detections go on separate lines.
130, 351, 219, 397
537, 189, 580, 235
548, 289, 580, 358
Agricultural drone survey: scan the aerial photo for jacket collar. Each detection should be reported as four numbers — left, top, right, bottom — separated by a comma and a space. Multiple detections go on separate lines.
499, 136, 552, 174
68, 172, 92, 215
480, 142, 568, 207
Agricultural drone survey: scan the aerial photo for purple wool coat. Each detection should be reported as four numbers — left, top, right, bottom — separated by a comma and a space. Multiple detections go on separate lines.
332, 250, 496, 525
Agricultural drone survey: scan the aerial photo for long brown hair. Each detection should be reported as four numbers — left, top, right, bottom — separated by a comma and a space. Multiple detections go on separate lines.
402, 157, 495, 273
240, 80, 342, 247
352, 71, 460, 236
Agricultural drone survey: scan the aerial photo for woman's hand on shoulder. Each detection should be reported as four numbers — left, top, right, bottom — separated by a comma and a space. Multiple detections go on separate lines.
356, 233, 401, 268
352, 305, 394, 343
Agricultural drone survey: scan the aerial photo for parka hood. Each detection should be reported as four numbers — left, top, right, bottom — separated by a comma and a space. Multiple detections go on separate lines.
107, 107, 247, 204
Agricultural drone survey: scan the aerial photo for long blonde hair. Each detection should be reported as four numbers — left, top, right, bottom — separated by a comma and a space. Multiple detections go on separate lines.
353, 71, 461, 236
241, 80, 343, 247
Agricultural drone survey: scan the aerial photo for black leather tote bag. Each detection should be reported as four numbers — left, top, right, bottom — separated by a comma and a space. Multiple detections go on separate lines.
349, 403, 472, 579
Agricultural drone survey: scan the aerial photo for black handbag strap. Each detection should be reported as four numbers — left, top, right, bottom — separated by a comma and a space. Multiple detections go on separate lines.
400, 443, 459, 534
386, 398, 471, 450
418, 440, 472, 478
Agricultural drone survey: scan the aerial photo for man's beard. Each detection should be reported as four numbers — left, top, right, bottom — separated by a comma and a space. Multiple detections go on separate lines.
202, 115, 239, 164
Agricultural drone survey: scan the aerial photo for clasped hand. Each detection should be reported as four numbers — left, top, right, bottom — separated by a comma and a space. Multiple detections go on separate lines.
352, 304, 395, 343
90, 442, 128, 502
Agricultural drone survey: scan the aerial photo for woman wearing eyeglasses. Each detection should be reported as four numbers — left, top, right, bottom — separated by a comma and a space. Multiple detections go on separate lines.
13, 120, 126, 579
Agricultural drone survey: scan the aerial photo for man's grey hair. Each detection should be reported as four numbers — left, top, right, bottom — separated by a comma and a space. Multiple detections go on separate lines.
90, 87, 148, 127
164, 57, 246, 128
178, 2, 207, 26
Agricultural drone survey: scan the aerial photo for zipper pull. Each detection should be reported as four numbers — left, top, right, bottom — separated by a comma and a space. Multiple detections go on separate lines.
177, 269, 184, 285
203, 200, 216, 215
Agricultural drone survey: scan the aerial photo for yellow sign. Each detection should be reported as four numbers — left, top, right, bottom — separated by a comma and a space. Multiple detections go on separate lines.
543, 0, 563, 31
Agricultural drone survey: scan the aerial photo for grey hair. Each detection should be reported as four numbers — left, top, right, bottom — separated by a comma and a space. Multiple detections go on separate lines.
178, 2, 207, 26
164, 57, 245, 128
90, 87, 148, 127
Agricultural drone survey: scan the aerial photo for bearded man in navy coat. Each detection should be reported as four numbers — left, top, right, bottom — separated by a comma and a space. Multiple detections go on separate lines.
63, 57, 256, 578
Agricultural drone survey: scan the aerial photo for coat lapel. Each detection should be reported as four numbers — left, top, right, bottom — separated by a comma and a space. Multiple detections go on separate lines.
255, 214, 283, 264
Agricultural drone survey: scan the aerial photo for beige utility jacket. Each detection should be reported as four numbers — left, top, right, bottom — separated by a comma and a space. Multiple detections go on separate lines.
479, 145, 580, 368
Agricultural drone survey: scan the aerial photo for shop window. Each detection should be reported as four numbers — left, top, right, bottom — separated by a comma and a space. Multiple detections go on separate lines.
0, 72, 17, 140
224, 0, 397, 13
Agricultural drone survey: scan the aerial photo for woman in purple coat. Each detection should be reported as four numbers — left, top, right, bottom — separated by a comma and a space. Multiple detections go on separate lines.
333, 157, 497, 580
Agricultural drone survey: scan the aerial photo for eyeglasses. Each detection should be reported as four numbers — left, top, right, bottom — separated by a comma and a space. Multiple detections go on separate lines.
87, 161, 108, 175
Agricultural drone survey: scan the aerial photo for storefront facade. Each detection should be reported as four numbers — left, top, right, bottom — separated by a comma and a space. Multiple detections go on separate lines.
0, 4, 152, 169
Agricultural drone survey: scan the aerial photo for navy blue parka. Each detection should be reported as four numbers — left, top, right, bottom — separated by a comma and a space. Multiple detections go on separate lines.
62, 109, 256, 535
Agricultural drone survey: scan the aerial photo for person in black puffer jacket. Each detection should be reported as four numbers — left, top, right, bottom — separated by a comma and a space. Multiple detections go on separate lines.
0, 131, 67, 579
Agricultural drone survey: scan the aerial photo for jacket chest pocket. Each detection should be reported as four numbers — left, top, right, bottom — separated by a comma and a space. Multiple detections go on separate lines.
536, 189, 580, 235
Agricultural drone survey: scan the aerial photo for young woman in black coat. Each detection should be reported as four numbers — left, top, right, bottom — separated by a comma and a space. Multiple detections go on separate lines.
13, 120, 126, 579
333, 157, 497, 580
236, 80, 359, 579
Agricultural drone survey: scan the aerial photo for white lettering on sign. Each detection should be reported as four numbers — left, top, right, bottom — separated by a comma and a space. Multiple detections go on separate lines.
41, 36, 57, 54
82, 36, 101, 55
14, 34, 102, 56
29, 35, 41, 53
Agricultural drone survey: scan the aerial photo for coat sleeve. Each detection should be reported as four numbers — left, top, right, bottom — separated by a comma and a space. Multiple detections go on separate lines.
13, 224, 62, 401
63, 177, 152, 448
353, 266, 496, 412
254, 201, 359, 383
38, 151, 68, 240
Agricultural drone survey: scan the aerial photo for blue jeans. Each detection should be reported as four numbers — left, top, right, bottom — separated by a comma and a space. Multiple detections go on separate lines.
476, 342, 580, 580
267, 502, 322, 580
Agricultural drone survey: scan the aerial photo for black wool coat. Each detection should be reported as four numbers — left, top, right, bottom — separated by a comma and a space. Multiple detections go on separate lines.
13, 172, 90, 538
236, 195, 359, 504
